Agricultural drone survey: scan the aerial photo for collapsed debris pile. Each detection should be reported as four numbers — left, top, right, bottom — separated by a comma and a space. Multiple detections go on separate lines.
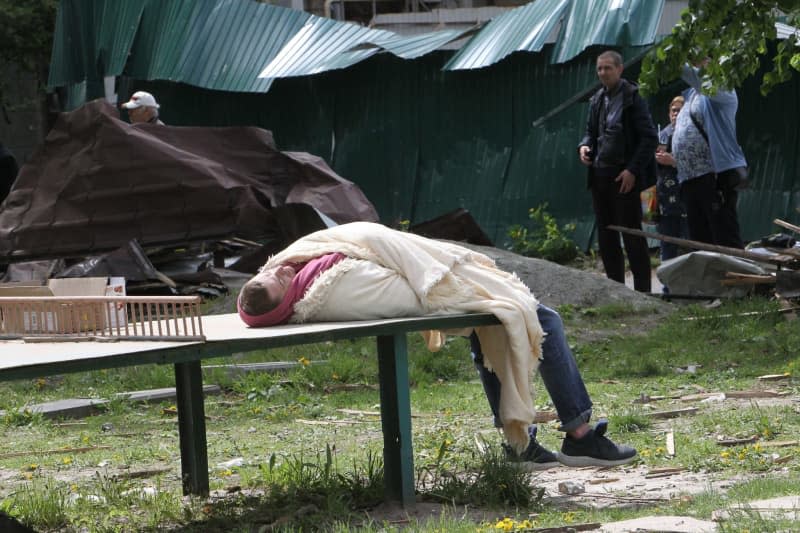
0, 99, 383, 301
610, 219, 800, 305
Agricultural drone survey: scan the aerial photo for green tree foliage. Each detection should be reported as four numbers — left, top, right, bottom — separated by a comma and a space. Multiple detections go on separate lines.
639, 0, 800, 96
0, 0, 59, 106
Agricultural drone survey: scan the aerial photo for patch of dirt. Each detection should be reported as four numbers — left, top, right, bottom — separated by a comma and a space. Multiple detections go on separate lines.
351, 467, 788, 529
350, 392, 800, 527
353, 501, 509, 529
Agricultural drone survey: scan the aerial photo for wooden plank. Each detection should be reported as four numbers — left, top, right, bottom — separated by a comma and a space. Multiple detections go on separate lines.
531, 524, 602, 533
587, 477, 619, 485
773, 218, 800, 234
725, 390, 785, 399
633, 394, 672, 403
682, 308, 800, 321
334, 408, 558, 423
607, 225, 799, 266
296, 419, 358, 426
202, 361, 324, 374
758, 373, 791, 381
645, 407, 699, 419
647, 467, 684, 475
666, 430, 675, 457
680, 392, 723, 402
717, 436, 758, 446
724, 273, 775, 281
758, 440, 800, 448
644, 470, 683, 479
0, 445, 112, 459
720, 273, 775, 286
114, 467, 172, 480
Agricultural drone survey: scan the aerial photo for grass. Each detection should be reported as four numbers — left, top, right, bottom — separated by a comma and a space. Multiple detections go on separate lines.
0, 296, 798, 531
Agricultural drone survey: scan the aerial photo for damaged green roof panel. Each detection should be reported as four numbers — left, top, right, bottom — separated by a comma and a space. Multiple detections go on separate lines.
49, 0, 666, 93
48, 0, 144, 87
551, 0, 664, 64
258, 18, 470, 78
127, 0, 310, 92
366, 28, 471, 59
259, 17, 389, 78
48, 0, 311, 93
443, 0, 569, 71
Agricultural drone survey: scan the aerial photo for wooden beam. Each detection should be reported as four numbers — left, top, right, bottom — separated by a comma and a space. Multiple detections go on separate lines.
721, 272, 776, 286
606, 225, 799, 267
773, 218, 800, 234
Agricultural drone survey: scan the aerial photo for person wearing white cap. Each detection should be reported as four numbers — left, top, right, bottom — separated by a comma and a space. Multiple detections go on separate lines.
121, 91, 164, 125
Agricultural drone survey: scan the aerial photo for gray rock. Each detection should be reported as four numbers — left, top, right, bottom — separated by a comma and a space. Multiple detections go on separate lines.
456, 242, 668, 310
558, 480, 586, 495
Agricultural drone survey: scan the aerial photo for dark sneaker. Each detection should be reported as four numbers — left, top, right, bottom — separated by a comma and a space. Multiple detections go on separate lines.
559, 419, 637, 467
503, 426, 560, 471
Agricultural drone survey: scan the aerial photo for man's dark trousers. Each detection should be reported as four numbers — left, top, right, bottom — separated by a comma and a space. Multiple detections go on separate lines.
681, 173, 743, 249
590, 173, 651, 292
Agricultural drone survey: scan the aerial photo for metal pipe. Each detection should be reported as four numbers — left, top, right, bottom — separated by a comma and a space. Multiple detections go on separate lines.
324, 0, 338, 19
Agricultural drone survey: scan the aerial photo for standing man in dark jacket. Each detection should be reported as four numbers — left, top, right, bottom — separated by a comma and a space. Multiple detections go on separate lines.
0, 141, 19, 206
578, 50, 657, 293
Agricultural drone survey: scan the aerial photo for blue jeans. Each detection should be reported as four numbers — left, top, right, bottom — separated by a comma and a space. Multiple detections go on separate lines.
470, 305, 592, 433
657, 214, 684, 262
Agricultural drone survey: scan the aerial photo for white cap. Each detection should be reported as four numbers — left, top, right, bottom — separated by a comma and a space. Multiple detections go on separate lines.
121, 91, 160, 110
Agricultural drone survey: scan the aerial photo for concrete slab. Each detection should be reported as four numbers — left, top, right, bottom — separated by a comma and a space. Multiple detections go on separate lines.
0, 398, 109, 420
0, 385, 221, 420
113, 384, 221, 403
202, 361, 306, 375
600, 515, 717, 532
713, 495, 800, 522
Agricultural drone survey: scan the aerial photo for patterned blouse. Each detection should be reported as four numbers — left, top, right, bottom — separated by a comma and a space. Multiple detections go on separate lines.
671, 92, 714, 183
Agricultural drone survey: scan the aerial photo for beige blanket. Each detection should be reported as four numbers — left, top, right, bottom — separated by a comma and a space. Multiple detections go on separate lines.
264, 222, 544, 451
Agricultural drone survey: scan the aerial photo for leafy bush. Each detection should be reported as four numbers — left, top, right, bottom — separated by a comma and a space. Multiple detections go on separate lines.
507, 204, 579, 264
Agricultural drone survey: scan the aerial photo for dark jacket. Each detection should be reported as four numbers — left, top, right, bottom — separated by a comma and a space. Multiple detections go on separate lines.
0, 143, 18, 205
579, 79, 658, 191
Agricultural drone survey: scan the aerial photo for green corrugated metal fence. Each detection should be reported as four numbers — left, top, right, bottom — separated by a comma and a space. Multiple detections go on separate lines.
133, 47, 800, 250
46, 0, 800, 251
133, 48, 622, 248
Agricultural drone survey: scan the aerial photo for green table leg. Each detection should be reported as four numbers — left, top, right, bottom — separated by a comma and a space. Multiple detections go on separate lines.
376, 333, 415, 506
175, 360, 209, 496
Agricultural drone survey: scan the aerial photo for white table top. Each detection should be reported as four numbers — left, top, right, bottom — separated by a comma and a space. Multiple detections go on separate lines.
0, 313, 498, 375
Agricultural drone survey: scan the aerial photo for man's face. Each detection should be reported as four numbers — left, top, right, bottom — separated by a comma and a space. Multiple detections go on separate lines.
596, 57, 623, 89
669, 102, 683, 126
127, 106, 154, 124
254, 264, 297, 304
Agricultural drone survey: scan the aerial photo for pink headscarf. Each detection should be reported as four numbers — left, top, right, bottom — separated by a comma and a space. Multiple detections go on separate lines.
238, 253, 345, 327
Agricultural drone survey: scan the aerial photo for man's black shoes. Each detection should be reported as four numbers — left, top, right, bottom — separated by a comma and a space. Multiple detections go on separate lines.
503, 426, 560, 471
558, 419, 637, 467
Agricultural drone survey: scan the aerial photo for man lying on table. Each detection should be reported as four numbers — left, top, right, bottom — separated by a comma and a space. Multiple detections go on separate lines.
237, 222, 636, 469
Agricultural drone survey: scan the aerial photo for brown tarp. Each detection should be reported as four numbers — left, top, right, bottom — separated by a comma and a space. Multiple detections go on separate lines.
0, 100, 378, 259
